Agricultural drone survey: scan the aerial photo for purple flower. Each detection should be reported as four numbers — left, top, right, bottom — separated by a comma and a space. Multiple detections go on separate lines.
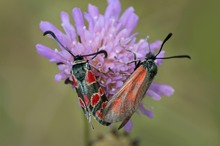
36, 0, 174, 132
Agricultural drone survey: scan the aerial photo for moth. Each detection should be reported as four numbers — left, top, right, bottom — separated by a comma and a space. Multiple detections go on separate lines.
44, 31, 110, 127
102, 33, 191, 129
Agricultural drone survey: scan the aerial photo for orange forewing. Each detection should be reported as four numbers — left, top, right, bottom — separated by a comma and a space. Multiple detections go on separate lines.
103, 66, 147, 122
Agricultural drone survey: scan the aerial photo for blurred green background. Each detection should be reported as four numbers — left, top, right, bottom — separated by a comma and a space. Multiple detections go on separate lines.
0, 0, 219, 146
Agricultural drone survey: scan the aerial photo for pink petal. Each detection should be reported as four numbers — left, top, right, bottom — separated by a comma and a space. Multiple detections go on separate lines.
72, 8, 85, 36
150, 40, 162, 53
139, 103, 154, 118
40, 21, 67, 49
155, 50, 165, 65
124, 13, 139, 35
36, 44, 63, 62
54, 72, 69, 82
105, 0, 121, 19
88, 4, 99, 18
150, 83, 174, 97
146, 89, 161, 100
61, 11, 76, 41
124, 120, 133, 133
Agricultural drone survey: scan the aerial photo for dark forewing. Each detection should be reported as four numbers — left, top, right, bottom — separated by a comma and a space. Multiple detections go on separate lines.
84, 67, 110, 126
73, 63, 110, 126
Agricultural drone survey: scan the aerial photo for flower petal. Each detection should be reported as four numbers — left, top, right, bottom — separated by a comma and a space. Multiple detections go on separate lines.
36, 44, 63, 62
124, 120, 133, 133
150, 40, 162, 53
146, 89, 161, 100
72, 8, 85, 36
105, 0, 121, 19
124, 13, 139, 35
155, 50, 165, 65
40, 21, 67, 49
61, 11, 76, 41
54, 72, 69, 82
139, 103, 154, 118
119, 7, 136, 34
84, 13, 95, 32
149, 83, 174, 97
88, 4, 99, 18
135, 39, 149, 59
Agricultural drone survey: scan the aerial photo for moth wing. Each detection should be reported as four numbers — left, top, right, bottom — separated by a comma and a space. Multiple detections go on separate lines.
103, 66, 148, 123
118, 115, 132, 130
84, 68, 111, 126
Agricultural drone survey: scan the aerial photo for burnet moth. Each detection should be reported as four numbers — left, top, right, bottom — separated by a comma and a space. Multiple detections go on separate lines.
43, 31, 111, 127
102, 33, 191, 129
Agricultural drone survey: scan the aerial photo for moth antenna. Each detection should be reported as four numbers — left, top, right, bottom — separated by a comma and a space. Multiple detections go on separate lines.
153, 33, 191, 60
43, 30, 75, 57
155, 33, 172, 58
82, 50, 108, 58
156, 55, 191, 60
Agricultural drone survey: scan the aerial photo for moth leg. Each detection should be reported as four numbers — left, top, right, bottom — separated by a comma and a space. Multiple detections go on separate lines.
134, 61, 141, 70
89, 63, 105, 74
124, 49, 138, 66
123, 49, 142, 70
114, 56, 140, 65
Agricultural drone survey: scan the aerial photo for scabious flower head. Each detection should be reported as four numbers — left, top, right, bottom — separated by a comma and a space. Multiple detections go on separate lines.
36, 0, 174, 132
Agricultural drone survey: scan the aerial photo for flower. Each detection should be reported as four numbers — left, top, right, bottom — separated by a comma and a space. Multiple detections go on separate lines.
36, 0, 174, 132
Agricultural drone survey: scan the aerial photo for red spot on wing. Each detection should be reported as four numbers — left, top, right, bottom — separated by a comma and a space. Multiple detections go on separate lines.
113, 98, 122, 106
111, 98, 122, 114
86, 70, 96, 85
91, 93, 100, 107
96, 110, 103, 119
101, 101, 108, 109
79, 98, 85, 108
72, 75, 78, 87
98, 87, 104, 96
84, 94, 90, 106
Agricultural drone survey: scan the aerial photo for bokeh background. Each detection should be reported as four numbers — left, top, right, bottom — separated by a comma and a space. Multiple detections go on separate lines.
0, 0, 219, 146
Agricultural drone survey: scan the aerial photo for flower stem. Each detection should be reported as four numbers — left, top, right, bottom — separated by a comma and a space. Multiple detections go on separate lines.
84, 117, 90, 146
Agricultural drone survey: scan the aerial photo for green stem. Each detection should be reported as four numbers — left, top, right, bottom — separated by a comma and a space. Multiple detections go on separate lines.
84, 117, 90, 146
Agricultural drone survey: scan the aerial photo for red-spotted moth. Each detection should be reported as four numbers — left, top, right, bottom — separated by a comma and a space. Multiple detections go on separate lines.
44, 31, 110, 128
103, 33, 191, 129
